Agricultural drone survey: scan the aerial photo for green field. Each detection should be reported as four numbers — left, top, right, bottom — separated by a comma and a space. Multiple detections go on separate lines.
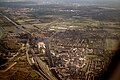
106, 39, 119, 50
16, 20, 25, 23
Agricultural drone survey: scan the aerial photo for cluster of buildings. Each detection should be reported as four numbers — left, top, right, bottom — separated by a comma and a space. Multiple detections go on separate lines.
49, 29, 113, 80
1, 4, 120, 80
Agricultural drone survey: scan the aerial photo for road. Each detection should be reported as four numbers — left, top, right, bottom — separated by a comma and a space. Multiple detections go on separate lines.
44, 40, 55, 67
28, 45, 57, 80
0, 29, 2, 38
26, 40, 57, 80
1, 13, 31, 35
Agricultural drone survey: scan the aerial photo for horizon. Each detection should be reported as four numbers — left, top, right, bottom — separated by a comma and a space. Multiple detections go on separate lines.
0, 0, 120, 8
0, 0, 119, 2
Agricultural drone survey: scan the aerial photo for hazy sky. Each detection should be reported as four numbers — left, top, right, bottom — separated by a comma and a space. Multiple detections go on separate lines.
0, 0, 119, 2
0, 0, 120, 5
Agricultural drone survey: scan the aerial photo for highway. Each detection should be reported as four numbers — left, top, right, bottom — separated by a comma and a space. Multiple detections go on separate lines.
1, 13, 32, 34
0, 24, 5, 39
26, 42, 57, 80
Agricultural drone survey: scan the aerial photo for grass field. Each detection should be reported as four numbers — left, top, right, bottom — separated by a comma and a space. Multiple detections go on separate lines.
16, 20, 25, 23
106, 39, 119, 51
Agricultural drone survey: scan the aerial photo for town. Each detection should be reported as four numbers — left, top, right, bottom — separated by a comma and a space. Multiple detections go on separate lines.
0, 1, 120, 80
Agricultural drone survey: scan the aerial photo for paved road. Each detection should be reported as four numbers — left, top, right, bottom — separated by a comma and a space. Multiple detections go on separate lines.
0, 13, 59, 79
44, 40, 55, 67
26, 40, 57, 80
2, 13, 31, 34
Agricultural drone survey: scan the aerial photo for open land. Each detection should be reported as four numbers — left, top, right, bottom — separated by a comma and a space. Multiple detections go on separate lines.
0, 2, 120, 80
